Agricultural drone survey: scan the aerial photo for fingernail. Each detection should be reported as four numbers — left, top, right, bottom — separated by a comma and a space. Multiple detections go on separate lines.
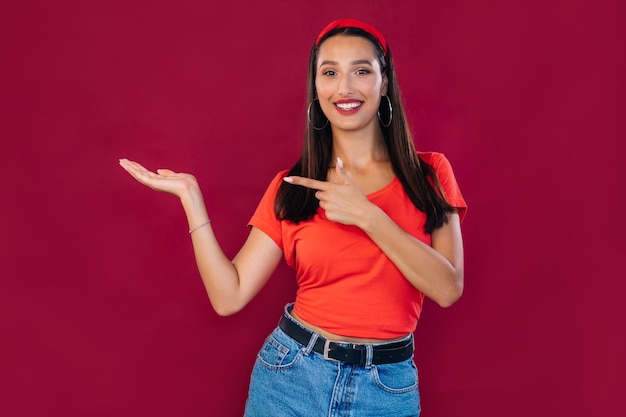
283, 177, 294, 183
337, 157, 344, 169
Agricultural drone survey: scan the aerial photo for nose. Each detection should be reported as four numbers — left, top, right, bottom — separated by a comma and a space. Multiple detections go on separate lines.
337, 74, 353, 96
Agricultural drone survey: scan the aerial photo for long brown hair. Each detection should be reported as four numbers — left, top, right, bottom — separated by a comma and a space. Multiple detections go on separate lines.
275, 27, 454, 234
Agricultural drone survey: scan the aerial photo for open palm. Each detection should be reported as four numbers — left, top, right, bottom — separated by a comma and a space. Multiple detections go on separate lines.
119, 158, 199, 198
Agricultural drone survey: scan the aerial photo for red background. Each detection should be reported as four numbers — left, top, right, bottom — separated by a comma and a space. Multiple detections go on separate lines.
1, 1, 624, 416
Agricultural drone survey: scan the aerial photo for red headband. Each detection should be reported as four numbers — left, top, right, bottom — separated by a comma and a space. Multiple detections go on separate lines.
315, 18, 388, 57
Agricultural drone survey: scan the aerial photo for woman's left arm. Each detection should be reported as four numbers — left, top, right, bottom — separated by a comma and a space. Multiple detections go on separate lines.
284, 158, 464, 307
361, 207, 464, 308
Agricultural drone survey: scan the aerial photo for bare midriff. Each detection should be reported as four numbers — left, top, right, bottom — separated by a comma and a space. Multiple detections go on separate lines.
291, 310, 410, 344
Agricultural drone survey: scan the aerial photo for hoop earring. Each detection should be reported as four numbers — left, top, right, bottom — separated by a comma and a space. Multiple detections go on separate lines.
307, 99, 329, 130
378, 95, 393, 128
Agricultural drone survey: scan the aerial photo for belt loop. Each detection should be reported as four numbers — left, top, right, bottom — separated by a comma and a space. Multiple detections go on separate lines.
364, 344, 374, 369
304, 332, 319, 356
284, 302, 295, 316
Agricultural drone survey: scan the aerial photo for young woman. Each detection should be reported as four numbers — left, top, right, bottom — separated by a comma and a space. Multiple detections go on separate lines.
120, 18, 466, 417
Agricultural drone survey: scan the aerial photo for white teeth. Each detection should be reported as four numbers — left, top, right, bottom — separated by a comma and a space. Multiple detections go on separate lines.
336, 102, 361, 110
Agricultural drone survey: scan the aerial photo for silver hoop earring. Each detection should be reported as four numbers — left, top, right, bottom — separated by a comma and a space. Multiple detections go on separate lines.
307, 99, 329, 131
378, 95, 393, 128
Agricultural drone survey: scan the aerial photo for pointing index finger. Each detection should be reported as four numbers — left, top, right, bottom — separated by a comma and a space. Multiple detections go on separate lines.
283, 176, 330, 191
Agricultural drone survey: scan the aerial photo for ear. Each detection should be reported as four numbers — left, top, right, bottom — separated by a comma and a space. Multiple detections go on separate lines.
381, 73, 389, 96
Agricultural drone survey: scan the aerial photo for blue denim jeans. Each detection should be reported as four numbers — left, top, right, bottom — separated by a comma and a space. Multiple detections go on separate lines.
244, 305, 420, 417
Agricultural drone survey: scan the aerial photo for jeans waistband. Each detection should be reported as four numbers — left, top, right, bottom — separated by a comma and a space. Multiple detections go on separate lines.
280, 304, 414, 366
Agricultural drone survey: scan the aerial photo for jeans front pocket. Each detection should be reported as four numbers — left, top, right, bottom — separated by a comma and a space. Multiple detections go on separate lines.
255, 328, 303, 370
372, 358, 419, 394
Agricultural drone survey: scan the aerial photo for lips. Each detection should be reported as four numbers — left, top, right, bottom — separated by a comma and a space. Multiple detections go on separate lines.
334, 99, 363, 113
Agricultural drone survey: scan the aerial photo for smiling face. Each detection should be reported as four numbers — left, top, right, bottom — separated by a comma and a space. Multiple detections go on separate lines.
315, 35, 388, 134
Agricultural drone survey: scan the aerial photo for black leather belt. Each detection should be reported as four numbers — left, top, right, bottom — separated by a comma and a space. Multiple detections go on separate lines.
278, 312, 413, 365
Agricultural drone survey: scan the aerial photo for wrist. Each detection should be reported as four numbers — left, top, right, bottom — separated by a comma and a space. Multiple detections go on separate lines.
179, 184, 206, 212
189, 218, 211, 234
358, 202, 384, 233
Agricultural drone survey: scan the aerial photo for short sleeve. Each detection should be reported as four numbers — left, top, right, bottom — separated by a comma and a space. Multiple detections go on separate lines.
427, 152, 468, 222
247, 170, 288, 249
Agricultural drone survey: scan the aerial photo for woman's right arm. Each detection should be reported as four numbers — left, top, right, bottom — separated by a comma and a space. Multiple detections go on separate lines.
119, 159, 283, 316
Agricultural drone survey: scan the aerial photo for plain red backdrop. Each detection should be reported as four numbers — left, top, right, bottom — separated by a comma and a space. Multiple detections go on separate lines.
1, 1, 624, 416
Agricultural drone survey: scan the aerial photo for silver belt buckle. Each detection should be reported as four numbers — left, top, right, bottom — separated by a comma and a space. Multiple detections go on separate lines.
323, 339, 341, 362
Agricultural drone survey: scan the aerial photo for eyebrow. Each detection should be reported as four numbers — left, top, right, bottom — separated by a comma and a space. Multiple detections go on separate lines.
319, 59, 374, 66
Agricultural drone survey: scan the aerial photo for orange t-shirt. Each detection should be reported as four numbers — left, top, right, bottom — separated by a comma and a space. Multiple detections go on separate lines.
249, 152, 467, 339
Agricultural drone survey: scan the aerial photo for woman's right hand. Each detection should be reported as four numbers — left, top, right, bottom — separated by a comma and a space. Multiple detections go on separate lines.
119, 158, 283, 316
119, 158, 199, 199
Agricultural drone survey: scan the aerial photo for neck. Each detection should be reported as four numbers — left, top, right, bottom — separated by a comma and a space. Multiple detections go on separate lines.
330, 126, 388, 170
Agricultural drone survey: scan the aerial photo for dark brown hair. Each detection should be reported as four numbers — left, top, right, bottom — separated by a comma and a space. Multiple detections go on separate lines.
275, 27, 454, 234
